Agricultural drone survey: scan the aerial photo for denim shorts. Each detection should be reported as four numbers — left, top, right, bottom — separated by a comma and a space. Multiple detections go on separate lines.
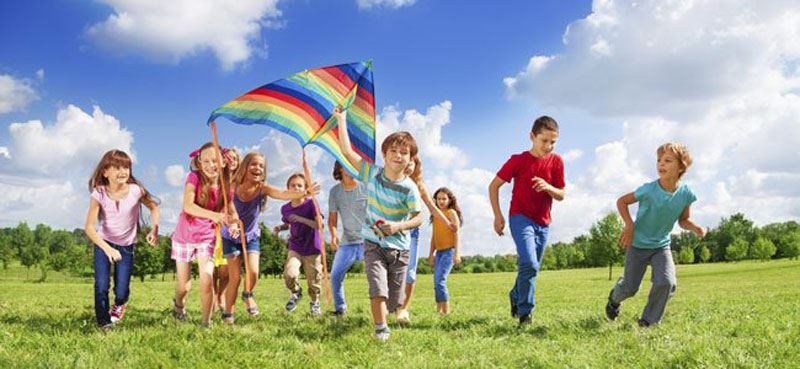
222, 237, 260, 258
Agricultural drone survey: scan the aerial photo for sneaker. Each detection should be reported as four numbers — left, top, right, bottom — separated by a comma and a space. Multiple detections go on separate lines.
637, 318, 651, 328
109, 304, 125, 324
509, 292, 518, 318
285, 290, 301, 312
396, 309, 410, 326
605, 290, 620, 321
99, 323, 113, 334
310, 301, 321, 316
331, 309, 347, 319
518, 314, 532, 327
373, 326, 391, 341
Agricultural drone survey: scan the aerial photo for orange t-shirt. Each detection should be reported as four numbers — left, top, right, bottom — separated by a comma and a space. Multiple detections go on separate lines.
432, 209, 458, 251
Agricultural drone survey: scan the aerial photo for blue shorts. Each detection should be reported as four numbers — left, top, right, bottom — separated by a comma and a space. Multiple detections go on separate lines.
222, 237, 260, 258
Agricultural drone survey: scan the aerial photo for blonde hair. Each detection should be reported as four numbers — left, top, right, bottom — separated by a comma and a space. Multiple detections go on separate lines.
190, 142, 230, 211
657, 142, 693, 178
233, 152, 268, 212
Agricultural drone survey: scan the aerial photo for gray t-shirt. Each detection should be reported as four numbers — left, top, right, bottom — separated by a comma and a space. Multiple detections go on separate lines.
328, 181, 368, 245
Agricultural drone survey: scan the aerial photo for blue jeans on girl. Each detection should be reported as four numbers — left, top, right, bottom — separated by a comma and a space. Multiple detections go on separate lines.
93, 242, 134, 326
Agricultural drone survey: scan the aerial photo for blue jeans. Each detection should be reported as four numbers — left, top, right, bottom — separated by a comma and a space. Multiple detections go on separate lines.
405, 228, 420, 284
222, 237, 261, 258
330, 242, 364, 312
93, 242, 134, 326
509, 215, 549, 316
433, 248, 454, 302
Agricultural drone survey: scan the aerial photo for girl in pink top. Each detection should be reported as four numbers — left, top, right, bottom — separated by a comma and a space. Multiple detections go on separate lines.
84, 150, 160, 332
171, 142, 239, 327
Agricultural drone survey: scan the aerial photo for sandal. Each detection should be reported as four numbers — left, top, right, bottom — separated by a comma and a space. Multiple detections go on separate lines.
242, 291, 260, 316
221, 312, 235, 325
172, 298, 188, 321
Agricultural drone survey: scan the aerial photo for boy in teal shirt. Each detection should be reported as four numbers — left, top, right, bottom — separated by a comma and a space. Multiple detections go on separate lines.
606, 143, 705, 326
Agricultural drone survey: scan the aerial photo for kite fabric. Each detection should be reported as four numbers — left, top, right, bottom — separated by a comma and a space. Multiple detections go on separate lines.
208, 61, 376, 176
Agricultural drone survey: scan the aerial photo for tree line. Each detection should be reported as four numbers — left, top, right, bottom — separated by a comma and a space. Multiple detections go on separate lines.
0, 212, 797, 282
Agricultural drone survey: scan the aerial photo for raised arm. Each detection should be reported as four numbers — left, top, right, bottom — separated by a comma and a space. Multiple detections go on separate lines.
416, 180, 454, 231
333, 108, 363, 170
263, 183, 319, 201
617, 192, 638, 248
488, 176, 506, 236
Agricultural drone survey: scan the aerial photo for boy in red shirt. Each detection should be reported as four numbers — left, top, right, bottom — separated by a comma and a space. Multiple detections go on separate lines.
488, 116, 566, 326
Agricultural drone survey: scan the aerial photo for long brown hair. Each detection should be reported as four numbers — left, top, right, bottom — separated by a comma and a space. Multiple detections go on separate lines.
190, 142, 230, 211
88, 149, 160, 227
233, 151, 268, 212
431, 187, 463, 226
225, 147, 241, 184
407, 155, 422, 183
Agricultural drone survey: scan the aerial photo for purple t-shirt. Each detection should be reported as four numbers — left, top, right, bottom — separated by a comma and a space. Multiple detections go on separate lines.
280, 198, 321, 256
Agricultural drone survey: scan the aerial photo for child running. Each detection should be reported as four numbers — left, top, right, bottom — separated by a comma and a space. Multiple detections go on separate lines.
428, 187, 462, 315
328, 161, 367, 317
222, 153, 317, 324
171, 142, 239, 327
84, 149, 160, 333
489, 115, 565, 327
335, 108, 423, 341
395, 156, 454, 325
605, 143, 704, 327
273, 173, 324, 316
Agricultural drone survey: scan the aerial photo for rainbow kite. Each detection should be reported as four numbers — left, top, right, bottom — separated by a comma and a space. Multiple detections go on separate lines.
207, 61, 376, 175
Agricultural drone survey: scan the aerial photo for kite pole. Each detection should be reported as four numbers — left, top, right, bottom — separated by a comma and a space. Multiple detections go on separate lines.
302, 149, 333, 306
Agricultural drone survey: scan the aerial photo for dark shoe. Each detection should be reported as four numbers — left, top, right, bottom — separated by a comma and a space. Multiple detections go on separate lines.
221, 312, 235, 325
331, 309, 347, 319
605, 290, 620, 321
518, 314, 532, 327
172, 298, 188, 321
637, 318, 650, 327
99, 323, 113, 334
285, 290, 301, 312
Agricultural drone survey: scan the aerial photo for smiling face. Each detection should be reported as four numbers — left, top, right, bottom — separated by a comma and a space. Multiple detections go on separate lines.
197, 147, 219, 180
435, 190, 450, 210
246, 155, 266, 183
103, 165, 130, 186
530, 129, 559, 157
383, 142, 412, 175
228, 151, 240, 173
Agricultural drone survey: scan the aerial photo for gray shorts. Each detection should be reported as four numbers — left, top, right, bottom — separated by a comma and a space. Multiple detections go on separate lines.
364, 240, 409, 312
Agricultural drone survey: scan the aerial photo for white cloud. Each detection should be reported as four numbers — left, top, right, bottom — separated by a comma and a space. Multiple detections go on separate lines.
0, 74, 38, 114
5, 105, 134, 176
0, 147, 9, 159
562, 149, 583, 162
357, 0, 416, 10
164, 165, 187, 187
86, 0, 283, 70
35, 69, 45, 81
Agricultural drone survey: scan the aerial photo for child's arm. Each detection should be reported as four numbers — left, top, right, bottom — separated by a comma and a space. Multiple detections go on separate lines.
678, 204, 705, 239
488, 176, 506, 236
272, 223, 289, 236
416, 180, 455, 232
378, 211, 424, 236
142, 196, 160, 246
532, 177, 565, 201
84, 199, 121, 263
263, 183, 320, 201
428, 236, 436, 268
333, 108, 363, 171
448, 210, 462, 266
617, 192, 638, 249
289, 214, 323, 230
328, 211, 340, 251
182, 183, 228, 224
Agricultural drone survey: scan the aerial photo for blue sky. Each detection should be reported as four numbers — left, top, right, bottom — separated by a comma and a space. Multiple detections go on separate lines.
2, 0, 798, 255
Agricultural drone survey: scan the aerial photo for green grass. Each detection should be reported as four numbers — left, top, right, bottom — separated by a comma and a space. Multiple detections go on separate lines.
1, 260, 798, 368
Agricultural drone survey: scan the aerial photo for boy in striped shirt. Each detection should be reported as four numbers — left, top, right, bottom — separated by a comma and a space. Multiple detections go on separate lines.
334, 109, 423, 341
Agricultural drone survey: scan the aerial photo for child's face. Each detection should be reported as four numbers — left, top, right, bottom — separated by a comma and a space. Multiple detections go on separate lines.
198, 147, 219, 180
246, 156, 266, 182
228, 153, 240, 172
435, 191, 450, 210
530, 129, 559, 156
339, 167, 352, 182
383, 143, 412, 174
657, 150, 683, 180
404, 159, 416, 177
288, 177, 306, 194
103, 165, 130, 186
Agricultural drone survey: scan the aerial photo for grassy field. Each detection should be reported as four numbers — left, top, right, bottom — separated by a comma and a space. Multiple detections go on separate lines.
0, 260, 798, 368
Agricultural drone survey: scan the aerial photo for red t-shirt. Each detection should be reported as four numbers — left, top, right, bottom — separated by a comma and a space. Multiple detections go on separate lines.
496, 151, 565, 225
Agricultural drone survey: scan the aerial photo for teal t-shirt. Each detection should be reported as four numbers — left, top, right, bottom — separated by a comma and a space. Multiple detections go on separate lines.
358, 161, 421, 251
632, 180, 697, 249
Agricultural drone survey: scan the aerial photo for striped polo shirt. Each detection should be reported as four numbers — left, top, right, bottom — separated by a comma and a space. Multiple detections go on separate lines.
358, 161, 421, 250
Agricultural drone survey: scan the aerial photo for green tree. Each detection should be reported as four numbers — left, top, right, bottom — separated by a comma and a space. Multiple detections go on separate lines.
259, 223, 288, 276
725, 237, 748, 261
587, 213, 623, 280
751, 237, 776, 261
541, 247, 557, 270
708, 213, 756, 262
675, 247, 695, 264
27, 224, 52, 281
697, 243, 712, 263
0, 231, 15, 269
777, 231, 800, 260
132, 226, 165, 282
11, 223, 35, 278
